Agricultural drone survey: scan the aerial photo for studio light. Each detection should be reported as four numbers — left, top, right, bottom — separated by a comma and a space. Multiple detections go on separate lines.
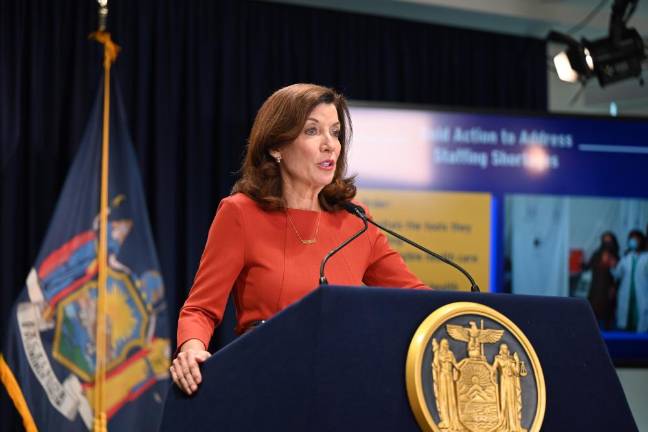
583, 27, 645, 86
548, 0, 646, 88
553, 51, 581, 83
548, 32, 593, 83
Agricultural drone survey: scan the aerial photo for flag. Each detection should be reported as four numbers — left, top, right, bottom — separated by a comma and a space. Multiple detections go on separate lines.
0, 71, 171, 431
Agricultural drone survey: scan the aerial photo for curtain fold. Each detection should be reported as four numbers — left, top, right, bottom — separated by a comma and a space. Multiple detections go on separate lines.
1, 1, 546, 428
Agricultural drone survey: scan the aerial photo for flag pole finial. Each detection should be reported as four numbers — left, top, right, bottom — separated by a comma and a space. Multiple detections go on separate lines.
97, 0, 108, 32
90, 0, 120, 68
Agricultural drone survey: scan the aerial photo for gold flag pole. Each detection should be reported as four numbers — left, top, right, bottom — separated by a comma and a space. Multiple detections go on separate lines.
90, 1, 120, 430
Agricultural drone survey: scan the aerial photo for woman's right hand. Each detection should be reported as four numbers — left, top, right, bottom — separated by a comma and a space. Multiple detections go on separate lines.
170, 339, 211, 395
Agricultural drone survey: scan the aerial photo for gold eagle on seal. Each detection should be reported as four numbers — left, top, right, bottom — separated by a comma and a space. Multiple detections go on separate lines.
446, 322, 503, 360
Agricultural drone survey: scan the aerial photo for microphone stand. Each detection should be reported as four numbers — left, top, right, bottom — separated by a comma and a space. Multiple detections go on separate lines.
319, 207, 368, 285
343, 203, 480, 293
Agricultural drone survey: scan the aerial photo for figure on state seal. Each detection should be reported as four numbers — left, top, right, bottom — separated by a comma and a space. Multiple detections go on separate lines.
432, 338, 463, 432
492, 344, 528, 432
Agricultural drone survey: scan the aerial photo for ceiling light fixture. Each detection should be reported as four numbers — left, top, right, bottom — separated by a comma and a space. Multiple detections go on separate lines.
548, 0, 646, 87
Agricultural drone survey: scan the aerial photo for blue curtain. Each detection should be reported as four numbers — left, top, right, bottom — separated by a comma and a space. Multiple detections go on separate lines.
0, 1, 546, 428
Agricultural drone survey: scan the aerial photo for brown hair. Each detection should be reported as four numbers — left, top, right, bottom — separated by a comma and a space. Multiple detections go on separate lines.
232, 83, 356, 211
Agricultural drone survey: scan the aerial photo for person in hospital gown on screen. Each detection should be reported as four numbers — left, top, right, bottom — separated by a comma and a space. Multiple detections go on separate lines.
613, 230, 648, 332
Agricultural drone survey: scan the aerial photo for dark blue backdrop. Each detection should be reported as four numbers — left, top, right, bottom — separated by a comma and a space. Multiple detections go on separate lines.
0, 0, 546, 430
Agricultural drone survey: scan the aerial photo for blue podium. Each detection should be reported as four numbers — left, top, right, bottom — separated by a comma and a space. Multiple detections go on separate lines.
160, 286, 637, 431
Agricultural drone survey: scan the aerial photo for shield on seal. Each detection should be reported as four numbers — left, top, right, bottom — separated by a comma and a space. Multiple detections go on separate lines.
456, 358, 500, 431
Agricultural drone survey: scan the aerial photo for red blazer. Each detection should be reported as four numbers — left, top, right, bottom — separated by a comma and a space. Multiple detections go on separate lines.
177, 193, 425, 350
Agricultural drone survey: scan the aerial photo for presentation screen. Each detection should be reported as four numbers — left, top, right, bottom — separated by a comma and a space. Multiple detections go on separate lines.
348, 102, 648, 364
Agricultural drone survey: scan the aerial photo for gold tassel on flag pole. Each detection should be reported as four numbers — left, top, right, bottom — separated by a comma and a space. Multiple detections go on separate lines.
90, 0, 120, 430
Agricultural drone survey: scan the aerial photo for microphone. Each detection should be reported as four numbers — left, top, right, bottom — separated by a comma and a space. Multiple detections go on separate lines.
342, 202, 481, 293
319, 205, 369, 285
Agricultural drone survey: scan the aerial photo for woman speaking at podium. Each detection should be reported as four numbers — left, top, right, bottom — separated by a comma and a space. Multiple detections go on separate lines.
170, 84, 425, 394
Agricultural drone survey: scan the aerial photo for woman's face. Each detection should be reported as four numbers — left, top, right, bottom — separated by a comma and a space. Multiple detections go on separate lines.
275, 103, 341, 194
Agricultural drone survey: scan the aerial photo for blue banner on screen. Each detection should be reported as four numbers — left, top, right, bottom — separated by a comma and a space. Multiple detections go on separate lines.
348, 103, 648, 364
348, 106, 648, 197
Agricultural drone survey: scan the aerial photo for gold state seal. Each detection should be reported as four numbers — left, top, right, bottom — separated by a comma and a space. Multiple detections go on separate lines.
406, 302, 545, 432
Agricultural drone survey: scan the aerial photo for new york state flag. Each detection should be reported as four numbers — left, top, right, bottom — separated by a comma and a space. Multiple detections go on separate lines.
0, 73, 171, 431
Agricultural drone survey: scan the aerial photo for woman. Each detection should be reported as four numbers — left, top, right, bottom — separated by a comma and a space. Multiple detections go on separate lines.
432, 338, 461, 431
587, 232, 619, 329
492, 344, 526, 432
170, 84, 425, 394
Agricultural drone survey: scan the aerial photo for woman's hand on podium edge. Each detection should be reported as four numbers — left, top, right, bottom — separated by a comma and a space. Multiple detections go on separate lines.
170, 339, 211, 395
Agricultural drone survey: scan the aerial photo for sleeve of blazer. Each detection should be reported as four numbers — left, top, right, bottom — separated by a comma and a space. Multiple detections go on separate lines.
176, 198, 246, 351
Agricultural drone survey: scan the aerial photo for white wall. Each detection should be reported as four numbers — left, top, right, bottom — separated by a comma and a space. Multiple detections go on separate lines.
617, 368, 648, 430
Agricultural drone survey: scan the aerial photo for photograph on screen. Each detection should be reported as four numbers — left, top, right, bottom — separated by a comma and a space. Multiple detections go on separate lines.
505, 194, 648, 337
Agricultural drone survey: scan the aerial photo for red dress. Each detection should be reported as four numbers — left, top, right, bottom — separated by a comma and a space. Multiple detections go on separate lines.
176, 193, 425, 350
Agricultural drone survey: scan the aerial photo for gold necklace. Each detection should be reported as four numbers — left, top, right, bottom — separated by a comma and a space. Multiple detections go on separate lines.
286, 211, 321, 245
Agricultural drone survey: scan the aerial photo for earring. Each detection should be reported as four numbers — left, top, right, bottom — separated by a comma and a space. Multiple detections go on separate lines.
275, 155, 281, 163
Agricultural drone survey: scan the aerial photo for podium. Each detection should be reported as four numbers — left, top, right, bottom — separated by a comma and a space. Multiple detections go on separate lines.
160, 286, 637, 431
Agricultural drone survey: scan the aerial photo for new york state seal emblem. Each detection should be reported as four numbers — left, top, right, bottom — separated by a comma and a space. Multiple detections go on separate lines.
406, 302, 546, 432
